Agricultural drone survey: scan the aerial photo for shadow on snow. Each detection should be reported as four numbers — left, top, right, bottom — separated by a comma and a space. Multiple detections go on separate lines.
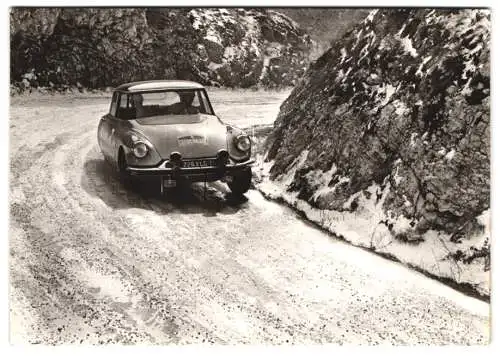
81, 154, 249, 217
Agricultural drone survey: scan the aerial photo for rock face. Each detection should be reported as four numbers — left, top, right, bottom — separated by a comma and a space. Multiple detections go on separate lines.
189, 8, 312, 88
10, 8, 312, 91
265, 10, 490, 264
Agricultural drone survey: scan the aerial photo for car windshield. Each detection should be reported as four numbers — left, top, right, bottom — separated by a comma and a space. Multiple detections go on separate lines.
115, 89, 214, 120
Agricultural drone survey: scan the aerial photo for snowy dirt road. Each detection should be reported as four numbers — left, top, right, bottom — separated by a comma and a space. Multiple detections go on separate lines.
9, 90, 489, 345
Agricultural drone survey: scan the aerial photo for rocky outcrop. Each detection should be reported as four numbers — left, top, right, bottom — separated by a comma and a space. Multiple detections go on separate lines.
263, 9, 490, 294
10, 8, 313, 91
189, 8, 312, 88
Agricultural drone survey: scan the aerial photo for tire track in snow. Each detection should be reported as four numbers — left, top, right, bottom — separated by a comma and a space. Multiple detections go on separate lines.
9, 94, 489, 345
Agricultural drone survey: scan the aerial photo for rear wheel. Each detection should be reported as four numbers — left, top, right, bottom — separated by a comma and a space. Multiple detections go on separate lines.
228, 168, 252, 195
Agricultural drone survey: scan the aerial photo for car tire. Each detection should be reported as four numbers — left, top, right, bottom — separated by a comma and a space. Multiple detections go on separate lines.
228, 168, 252, 195
118, 149, 135, 188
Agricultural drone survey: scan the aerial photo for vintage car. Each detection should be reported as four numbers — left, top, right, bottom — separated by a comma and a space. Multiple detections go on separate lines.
97, 80, 254, 195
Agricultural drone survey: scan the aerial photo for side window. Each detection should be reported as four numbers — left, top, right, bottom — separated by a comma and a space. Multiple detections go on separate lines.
198, 90, 213, 115
195, 91, 206, 113
109, 92, 118, 116
119, 94, 129, 109
115, 94, 134, 120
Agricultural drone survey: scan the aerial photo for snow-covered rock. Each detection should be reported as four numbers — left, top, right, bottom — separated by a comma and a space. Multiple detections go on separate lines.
10, 8, 313, 90
262, 9, 490, 296
189, 8, 312, 88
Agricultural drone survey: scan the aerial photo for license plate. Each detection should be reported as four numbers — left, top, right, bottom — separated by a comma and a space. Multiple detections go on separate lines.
163, 178, 176, 187
183, 159, 216, 168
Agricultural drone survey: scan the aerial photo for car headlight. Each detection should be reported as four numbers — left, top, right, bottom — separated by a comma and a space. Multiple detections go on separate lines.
133, 142, 148, 158
235, 135, 251, 152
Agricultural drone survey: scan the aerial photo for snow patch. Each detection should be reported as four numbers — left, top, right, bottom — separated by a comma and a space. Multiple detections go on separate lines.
393, 100, 409, 116
374, 83, 399, 108
444, 149, 456, 161
477, 209, 490, 233
205, 33, 222, 45
208, 62, 224, 71
399, 36, 418, 57
80, 268, 131, 303
354, 29, 363, 46
410, 132, 419, 147
340, 67, 353, 83
278, 150, 309, 188
365, 10, 378, 23
415, 56, 432, 77
10, 187, 26, 204
396, 23, 407, 37
393, 164, 404, 185
9, 290, 38, 344
308, 168, 347, 203
339, 47, 347, 64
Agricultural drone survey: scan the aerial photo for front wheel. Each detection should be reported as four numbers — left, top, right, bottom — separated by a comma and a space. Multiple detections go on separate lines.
118, 149, 135, 188
227, 168, 252, 195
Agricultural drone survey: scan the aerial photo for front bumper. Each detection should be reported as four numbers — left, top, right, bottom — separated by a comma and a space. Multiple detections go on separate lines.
127, 159, 254, 181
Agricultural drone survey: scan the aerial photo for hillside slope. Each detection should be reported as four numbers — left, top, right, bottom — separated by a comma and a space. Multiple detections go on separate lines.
277, 8, 370, 58
10, 8, 313, 91
261, 9, 490, 296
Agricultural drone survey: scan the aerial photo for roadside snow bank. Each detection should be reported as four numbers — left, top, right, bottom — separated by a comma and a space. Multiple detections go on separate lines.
255, 155, 490, 298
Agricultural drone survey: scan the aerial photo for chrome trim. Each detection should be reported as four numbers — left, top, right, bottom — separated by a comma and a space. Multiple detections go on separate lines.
127, 159, 254, 175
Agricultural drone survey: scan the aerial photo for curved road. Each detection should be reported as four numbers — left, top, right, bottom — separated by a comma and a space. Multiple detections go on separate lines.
9, 91, 489, 345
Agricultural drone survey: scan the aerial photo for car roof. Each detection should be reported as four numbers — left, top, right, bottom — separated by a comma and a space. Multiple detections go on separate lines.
114, 80, 205, 93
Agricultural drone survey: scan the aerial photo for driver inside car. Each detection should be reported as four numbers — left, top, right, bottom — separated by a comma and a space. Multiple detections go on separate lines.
131, 93, 145, 118
169, 91, 199, 115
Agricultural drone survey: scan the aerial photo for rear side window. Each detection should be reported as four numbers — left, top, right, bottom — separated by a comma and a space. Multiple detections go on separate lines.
109, 92, 118, 116
115, 93, 136, 119
197, 90, 211, 114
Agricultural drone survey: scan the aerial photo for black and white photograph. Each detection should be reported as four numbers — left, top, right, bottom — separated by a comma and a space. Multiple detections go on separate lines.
7, 2, 492, 347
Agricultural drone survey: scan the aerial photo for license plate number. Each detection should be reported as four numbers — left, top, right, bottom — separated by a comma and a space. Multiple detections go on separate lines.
183, 159, 216, 168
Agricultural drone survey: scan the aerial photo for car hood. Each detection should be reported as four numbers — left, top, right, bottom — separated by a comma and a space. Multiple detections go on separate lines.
132, 114, 227, 159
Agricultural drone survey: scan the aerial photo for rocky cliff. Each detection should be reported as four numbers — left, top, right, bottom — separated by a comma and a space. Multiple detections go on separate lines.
262, 9, 490, 295
10, 8, 313, 91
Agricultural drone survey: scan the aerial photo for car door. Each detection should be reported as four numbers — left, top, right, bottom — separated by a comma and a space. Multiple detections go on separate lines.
98, 92, 120, 161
